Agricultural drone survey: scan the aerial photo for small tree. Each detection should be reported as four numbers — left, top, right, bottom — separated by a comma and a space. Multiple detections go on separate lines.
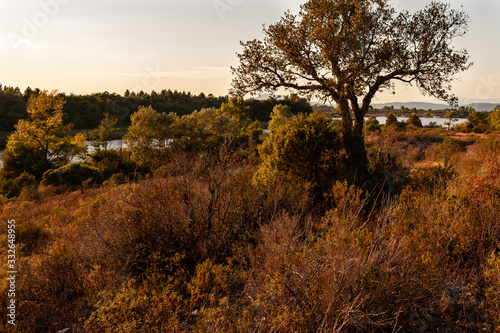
174, 102, 261, 152
256, 112, 345, 198
269, 104, 292, 131
217, 100, 262, 144
445, 110, 458, 130
386, 113, 398, 127
407, 113, 423, 128
1, 91, 86, 179
489, 107, 500, 131
124, 106, 178, 166
90, 113, 118, 153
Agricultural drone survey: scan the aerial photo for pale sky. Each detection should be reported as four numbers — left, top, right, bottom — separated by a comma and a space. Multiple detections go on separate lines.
0, 0, 498, 104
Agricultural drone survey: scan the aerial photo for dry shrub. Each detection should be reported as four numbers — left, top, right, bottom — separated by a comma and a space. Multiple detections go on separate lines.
450, 151, 500, 265
237, 184, 417, 333
407, 163, 456, 195
407, 145, 425, 164
387, 151, 500, 331
84, 279, 186, 333
448, 136, 499, 176
0, 144, 315, 332
18, 243, 87, 332
423, 143, 441, 161
97, 153, 260, 278
84, 150, 312, 331
476, 136, 500, 160
485, 252, 500, 330
0, 184, 126, 332
240, 163, 500, 332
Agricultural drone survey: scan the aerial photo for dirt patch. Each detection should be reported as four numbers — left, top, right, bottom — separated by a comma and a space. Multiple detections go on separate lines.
448, 132, 488, 140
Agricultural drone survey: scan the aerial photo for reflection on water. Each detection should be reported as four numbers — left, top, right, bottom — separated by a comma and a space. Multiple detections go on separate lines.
86, 140, 127, 154
71, 140, 127, 162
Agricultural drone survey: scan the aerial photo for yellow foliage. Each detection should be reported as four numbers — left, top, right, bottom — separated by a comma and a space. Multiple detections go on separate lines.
1, 91, 87, 179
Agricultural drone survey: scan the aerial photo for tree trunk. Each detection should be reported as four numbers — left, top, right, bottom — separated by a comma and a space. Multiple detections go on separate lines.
343, 125, 368, 182
339, 101, 368, 183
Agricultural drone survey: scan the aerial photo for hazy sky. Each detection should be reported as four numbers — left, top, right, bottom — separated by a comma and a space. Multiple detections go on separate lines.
0, 0, 499, 104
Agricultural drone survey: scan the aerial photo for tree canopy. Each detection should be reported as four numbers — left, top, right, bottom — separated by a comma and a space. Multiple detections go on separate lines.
489, 107, 500, 131
268, 104, 292, 131
231, 0, 472, 176
407, 113, 423, 128
123, 106, 178, 166
1, 91, 86, 179
90, 113, 118, 153
257, 112, 345, 198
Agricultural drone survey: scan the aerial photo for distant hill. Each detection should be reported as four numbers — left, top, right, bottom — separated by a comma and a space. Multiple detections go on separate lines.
262, 95, 500, 112
372, 102, 448, 111
372, 102, 500, 112
467, 103, 500, 112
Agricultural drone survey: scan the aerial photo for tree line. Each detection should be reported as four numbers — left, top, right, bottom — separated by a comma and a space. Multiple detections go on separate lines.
0, 84, 311, 133
315, 104, 486, 119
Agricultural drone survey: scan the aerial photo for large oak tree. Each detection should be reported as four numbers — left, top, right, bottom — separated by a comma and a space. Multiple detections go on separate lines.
231, 0, 471, 176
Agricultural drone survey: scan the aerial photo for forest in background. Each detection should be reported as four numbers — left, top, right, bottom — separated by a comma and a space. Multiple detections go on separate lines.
1, 83, 496, 136
0, 84, 312, 135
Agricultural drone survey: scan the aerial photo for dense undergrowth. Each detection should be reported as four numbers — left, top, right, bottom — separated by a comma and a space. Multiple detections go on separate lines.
1, 125, 500, 332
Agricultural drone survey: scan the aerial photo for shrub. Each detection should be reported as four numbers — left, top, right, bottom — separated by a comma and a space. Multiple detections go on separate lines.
386, 113, 398, 126
485, 252, 500, 330
407, 145, 424, 164
256, 112, 346, 200
439, 137, 467, 159
407, 113, 423, 128
96, 152, 262, 279
17, 223, 50, 255
476, 137, 500, 160
408, 163, 456, 194
366, 136, 408, 194
84, 279, 186, 332
42, 163, 104, 187
490, 107, 500, 131
365, 115, 381, 132
87, 149, 140, 180
268, 104, 292, 131
17, 243, 87, 332
0, 171, 37, 198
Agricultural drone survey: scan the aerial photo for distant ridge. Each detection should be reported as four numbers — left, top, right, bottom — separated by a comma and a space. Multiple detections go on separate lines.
372, 102, 500, 112
372, 102, 448, 111
467, 103, 500, 112
257, 95, 500, 112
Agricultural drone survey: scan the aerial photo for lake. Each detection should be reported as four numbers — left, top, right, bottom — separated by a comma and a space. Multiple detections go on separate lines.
367, 116, 468, 126
86, 140, 127, 155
